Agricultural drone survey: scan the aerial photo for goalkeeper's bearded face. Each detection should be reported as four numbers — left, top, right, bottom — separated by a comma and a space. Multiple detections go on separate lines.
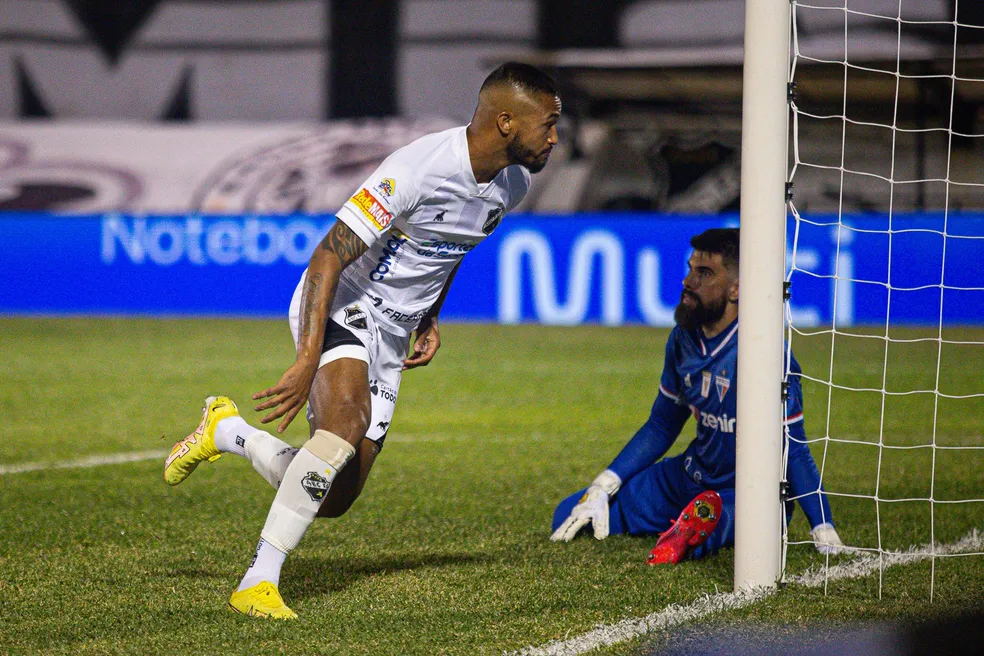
674, 289, 727, 330
673, 251, 733, 330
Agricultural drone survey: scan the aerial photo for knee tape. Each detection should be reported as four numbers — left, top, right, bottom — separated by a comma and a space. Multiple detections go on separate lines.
304, 429, 357, 471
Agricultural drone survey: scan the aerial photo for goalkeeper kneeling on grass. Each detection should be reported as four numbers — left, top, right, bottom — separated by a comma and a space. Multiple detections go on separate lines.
551, 228, 843, 564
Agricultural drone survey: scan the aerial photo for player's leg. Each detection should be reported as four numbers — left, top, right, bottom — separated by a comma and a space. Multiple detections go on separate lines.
316, 437, 379, 517
230, 357, 369, 619
314, 326, 403, 518
231, 300, 405, 618
610, 453, 695, 536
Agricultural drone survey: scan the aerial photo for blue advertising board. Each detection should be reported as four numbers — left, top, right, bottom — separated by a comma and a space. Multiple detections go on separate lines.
1, 212, 982, 326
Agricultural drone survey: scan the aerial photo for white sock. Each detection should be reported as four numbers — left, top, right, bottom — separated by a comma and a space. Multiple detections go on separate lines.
213, 416, 256, 457
238, 432, 355, 591
237, 538, 287, 591
215, 417, 299, 489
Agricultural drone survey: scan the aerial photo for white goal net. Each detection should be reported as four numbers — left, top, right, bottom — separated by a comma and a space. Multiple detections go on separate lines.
783, 0, 984, 598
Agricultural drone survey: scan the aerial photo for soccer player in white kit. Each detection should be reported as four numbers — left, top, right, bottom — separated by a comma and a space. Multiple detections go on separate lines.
163, 62, 562, 619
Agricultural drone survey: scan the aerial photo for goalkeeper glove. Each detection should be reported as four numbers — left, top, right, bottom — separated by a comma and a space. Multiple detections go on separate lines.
811, 522, 844, 555
550, 470, 621, 542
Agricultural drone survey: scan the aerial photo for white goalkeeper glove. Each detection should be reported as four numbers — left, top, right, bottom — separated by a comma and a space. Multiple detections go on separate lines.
811, 523, 844, 555
550, 470, 621, 542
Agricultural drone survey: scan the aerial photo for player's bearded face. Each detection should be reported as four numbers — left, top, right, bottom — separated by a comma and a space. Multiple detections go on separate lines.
674, 288, 728, 330
506, 93, 560, 174
507, 131, 551, 173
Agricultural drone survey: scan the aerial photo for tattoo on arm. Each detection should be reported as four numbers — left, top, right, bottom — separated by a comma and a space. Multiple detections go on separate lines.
320, 221, 368, 266
300, 273, 322, 337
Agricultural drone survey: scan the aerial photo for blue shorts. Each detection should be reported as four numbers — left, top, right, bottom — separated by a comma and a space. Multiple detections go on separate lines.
552, 454, 737, 559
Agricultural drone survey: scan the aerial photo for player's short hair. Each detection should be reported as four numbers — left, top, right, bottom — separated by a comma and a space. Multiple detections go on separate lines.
690, 228, 740, 272
481, 62, 558, 98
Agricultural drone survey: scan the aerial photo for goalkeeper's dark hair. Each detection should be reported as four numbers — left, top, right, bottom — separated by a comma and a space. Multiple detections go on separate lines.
481, 62, 558, 97
690, 228, 740, 272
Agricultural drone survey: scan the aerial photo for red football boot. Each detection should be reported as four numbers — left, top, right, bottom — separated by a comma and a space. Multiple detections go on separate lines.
647, 490, 723, 565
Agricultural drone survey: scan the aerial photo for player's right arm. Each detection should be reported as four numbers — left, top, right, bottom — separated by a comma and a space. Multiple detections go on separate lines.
252, 221, 368, 432
551, 335, 691, 542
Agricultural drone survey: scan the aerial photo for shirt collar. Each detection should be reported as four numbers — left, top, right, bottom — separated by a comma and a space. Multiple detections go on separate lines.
697, 318, 739, 358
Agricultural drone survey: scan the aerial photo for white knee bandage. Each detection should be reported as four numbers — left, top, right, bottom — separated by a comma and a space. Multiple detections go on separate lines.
259, 431, 357, 553
305, 430, 357, 469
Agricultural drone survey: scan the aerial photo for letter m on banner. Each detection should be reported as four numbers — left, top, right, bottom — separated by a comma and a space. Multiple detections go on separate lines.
497, 229, 625, 325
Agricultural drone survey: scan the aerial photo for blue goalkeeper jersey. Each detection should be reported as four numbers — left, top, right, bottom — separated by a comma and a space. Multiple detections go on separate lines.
608, 318, 833, 529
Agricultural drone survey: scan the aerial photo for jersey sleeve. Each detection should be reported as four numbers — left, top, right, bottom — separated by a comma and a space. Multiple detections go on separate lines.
784, 351, 835, 529
607, 333, 691, 483
607, 393, 690, 483
658, 329, 683, 403
335, 155, 420, 248
784, 350, 805, 426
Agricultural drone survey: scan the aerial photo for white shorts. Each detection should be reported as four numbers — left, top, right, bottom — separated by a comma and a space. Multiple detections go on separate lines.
289, 273, 409, 448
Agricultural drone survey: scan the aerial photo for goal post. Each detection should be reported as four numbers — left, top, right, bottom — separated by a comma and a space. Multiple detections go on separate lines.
734, 0, 792, 591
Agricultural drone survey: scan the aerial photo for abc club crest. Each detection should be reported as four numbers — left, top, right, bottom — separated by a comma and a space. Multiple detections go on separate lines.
301, 471, 331, 502
344, 305, 368, 331
482, 204, 504, 235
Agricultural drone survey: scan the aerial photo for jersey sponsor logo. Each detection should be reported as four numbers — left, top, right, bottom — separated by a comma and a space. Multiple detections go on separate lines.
370, 379, 398, 402
379, 306, 427, 324
432, 210, 446, 222
369, 232, 409, 281
482, 204, 504, 235
715, 373, 731, 402
301, 471, 331, 501
352, 187, 393, 230
374, 178, 396, 198
701, 371, 712, 398
367, 294, 383, 308
344, 305, 368, 331
416, 239, 476, 258
691, 406, 737, 433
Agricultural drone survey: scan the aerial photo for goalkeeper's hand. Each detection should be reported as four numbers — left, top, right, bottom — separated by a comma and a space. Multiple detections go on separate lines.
811, 523, 844, 555
551, 470, 621, 542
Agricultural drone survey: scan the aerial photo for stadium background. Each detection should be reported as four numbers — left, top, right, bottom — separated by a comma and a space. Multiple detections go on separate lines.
2, 2, 983, 655
3, 0, 983, 322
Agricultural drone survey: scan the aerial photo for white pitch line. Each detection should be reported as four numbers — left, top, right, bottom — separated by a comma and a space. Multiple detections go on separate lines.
510, 587, 772, 656
508, 529, 984, 656
790, 528, 984, 587
0, 449, 169, 475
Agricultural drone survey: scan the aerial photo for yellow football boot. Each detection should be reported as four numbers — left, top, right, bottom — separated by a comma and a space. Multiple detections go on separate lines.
163, 396, 238, 486
228, 582, 298, 620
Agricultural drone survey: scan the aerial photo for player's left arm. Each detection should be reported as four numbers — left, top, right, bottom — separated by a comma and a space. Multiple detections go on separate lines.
403, 260, 462, 370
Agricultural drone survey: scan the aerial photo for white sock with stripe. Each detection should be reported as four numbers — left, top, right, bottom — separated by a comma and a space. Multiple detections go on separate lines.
214, 417, 300, 489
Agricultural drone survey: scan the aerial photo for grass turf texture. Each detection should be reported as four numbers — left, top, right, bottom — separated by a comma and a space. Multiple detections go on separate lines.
0, 318, 981, 655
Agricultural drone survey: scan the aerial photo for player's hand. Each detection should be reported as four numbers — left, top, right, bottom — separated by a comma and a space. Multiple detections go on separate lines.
550, 470, 622, 542
403, 316, 441, 370
252, 359, 319, 433
811, 523, 844, 555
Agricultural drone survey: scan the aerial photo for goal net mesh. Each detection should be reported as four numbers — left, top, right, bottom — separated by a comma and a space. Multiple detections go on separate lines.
783, 0, 984, 598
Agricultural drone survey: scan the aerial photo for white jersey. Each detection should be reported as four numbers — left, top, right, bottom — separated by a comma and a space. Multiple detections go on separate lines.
334, 126, 531, 337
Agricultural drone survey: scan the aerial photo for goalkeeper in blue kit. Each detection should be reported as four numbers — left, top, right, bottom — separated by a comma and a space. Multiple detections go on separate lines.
551, 228, 843, 563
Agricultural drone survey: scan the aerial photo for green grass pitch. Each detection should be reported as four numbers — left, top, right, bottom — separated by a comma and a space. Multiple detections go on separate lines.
0, 318, 981, 655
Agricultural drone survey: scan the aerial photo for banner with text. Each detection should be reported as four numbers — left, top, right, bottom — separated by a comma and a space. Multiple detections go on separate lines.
1, 212, 981, 326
